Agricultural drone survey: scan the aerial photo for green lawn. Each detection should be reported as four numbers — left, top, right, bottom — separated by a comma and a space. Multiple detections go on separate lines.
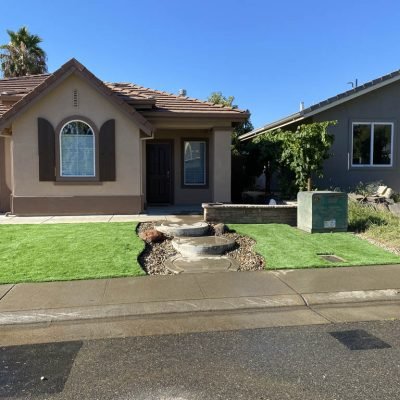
229, 223, 400, 269
0, 222, 145, 284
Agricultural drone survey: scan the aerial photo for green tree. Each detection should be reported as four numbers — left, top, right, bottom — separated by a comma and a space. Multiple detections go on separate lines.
0, 26, 47, 77
246, 132, 282, 195
276, 121, 336, 191
207, 91, 253, 141
208, 91, 236, 108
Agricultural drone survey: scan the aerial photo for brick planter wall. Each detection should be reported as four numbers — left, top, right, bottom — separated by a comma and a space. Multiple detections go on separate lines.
202, 203, 297, 225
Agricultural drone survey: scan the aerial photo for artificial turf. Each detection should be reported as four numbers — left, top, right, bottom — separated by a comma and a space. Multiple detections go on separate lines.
229, 223, 400, 269
0, 222, 145, 284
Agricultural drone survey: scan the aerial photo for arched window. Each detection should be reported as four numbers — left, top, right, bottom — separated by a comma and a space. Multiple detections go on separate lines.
60, 120, 95, 177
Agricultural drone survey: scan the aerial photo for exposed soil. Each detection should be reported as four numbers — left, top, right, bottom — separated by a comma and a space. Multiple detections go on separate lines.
137, 222, 264, 275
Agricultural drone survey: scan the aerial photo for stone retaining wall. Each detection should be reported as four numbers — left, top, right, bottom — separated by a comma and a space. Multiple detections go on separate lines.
202, 203, 297, 225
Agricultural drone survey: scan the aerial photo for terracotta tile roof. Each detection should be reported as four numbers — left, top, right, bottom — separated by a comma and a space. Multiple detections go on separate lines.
0, 68, 249, 121
0, 103, 9, 115
0, 74, 51, 117
106, 82, 248, 117
0, 73, 50, 96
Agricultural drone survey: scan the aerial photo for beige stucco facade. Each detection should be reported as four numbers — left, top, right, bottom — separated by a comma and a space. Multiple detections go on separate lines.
0, 69, 236, 215
7, 74, 144, 214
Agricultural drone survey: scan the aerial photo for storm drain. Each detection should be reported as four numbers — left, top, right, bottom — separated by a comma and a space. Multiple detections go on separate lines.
318, 253, 345, 263
330, 329, 391, 351
0, 341, 82, 397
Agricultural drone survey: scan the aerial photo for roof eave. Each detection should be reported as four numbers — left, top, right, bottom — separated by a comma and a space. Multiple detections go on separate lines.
239, 112, 304, 141
142, 110, 250, 121
242, 69, 400, 142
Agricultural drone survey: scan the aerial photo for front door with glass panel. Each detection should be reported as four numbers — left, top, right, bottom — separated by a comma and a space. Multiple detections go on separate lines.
146, 142, 172, 204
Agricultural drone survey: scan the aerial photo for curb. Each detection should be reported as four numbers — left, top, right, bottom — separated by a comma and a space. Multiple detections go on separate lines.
302, 289, 400, 306
1, 289, 399, 327
0, 294, 303, 326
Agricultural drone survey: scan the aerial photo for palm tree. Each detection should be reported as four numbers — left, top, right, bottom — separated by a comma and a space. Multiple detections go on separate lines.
0, 26, 47, 77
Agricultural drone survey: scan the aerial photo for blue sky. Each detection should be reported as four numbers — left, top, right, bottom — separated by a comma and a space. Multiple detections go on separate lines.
1, 0, 400, 127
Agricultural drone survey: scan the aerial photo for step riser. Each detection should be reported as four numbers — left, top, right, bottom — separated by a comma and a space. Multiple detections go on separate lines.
172, 236, 235, 257
156, 222, 209, 237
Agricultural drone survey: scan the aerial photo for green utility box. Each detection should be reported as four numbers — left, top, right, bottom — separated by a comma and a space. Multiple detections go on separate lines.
297, 191, 348, 233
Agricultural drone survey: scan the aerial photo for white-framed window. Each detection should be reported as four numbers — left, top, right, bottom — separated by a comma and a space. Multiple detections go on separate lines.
183, 140, 206, 185
351, 122, 393, 167
60, 120, 95, 177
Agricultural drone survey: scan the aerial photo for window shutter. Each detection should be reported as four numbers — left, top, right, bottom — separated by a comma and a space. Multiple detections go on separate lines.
37, 118, 56, 181
99, 119, 116, 181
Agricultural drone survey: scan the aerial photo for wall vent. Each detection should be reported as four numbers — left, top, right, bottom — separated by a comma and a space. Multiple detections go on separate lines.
73, 89, 79, 108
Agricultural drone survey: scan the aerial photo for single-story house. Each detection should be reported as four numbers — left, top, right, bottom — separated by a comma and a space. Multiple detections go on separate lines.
0, 58, 248, 215
241, 68, 400, 192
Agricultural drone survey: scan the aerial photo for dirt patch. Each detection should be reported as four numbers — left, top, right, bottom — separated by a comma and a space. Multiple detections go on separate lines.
137, 222, 264, 274
137, 222, 176, 275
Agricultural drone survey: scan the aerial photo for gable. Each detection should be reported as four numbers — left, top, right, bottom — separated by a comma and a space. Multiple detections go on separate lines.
13, 73, 146, 134
0, 59, 153, 135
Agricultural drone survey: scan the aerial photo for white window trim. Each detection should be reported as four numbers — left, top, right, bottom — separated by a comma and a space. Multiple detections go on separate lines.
183, 140, 206, 186
60, 119, 96, 177
351, 122, 394, 167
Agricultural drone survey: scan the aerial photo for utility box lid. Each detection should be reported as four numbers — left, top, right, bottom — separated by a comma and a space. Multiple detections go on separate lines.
297, 191, 348, 233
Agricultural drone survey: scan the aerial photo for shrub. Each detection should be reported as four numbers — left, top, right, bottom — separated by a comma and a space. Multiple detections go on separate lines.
348, 201, 389, 232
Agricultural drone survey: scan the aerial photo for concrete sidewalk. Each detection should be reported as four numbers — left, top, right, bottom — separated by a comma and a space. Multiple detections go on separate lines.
1, 265, 400, 326
0, 207, 203, 225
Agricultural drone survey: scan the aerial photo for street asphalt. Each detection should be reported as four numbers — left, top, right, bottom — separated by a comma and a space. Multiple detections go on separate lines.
1, 320, 399, 399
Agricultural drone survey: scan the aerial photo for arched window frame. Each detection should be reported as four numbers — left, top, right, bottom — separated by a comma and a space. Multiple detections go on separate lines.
55, 116, 99, 182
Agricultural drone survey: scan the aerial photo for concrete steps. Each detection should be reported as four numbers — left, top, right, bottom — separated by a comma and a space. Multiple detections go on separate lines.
172, 236, 235, 257
154, 221, 237, 274
164, 255, 239, 274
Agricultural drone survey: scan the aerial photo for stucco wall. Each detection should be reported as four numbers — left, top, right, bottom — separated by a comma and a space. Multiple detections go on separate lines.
212, 127, 232, 202
12, 73, 142, 198
0, 137, 12, 212
312, 80, 400, 191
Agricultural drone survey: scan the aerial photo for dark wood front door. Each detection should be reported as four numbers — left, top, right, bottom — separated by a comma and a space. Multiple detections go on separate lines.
146, 142, 173, 204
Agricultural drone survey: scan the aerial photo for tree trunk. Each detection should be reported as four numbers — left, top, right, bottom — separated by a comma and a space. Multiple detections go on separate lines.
264, 167, 272, 195
307, 177, 312, 191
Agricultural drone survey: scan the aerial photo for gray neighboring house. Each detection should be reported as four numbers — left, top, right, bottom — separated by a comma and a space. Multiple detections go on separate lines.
241, 69, 400, 191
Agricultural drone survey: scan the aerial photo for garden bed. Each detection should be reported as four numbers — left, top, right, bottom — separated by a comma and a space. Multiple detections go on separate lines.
137, 222, 264, 274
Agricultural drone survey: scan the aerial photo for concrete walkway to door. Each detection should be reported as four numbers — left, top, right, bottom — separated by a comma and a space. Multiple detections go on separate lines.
0, 205, 203, 225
